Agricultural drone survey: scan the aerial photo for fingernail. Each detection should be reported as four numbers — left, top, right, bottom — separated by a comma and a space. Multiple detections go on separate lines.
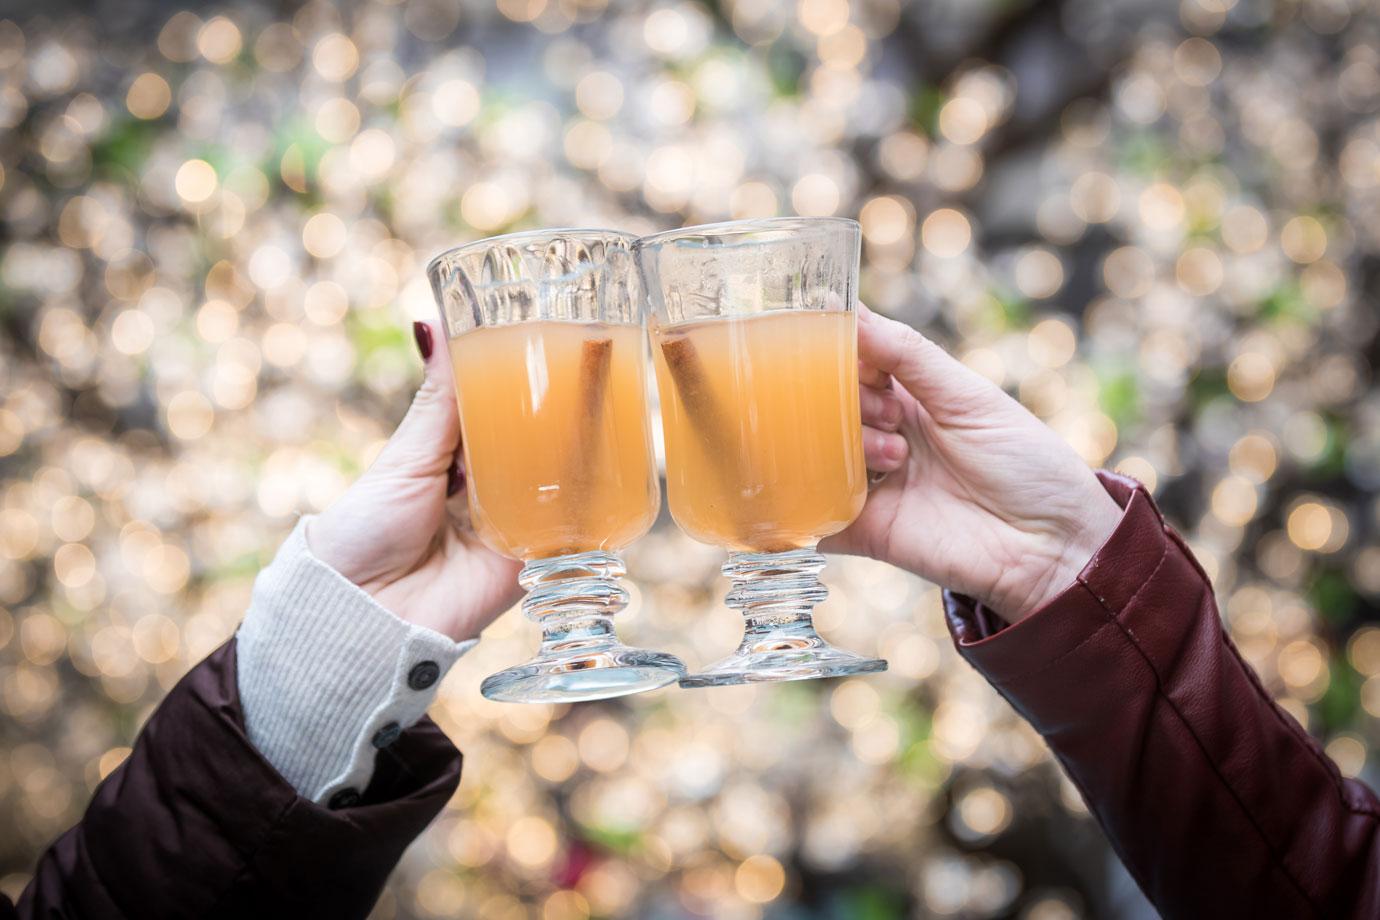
446, 460, 464, 497
413, 321, 433, 361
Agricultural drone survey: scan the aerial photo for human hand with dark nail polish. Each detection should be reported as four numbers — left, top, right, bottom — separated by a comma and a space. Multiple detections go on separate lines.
306, 320, 523, 642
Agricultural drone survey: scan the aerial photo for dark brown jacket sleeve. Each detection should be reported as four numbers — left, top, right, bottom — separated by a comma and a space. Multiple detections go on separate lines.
7, 639, 461, 920
944, 470, 1380, 920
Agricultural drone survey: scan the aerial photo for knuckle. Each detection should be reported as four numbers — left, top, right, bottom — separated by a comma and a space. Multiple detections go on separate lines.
413, 377, 449, 406
896, 322, 930, 356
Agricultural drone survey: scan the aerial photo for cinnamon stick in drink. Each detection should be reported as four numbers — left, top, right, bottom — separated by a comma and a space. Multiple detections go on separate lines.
563, 336, 613, 550
659, 335, 730, 454
660, 333, 786, 550
577, 337, 613, 427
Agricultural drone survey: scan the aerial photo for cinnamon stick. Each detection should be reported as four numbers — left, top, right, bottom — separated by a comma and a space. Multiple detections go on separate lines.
577, 337, 613, 429
659, 335, 731, 454
660, 334, 785, 551
562, 336, 613, 551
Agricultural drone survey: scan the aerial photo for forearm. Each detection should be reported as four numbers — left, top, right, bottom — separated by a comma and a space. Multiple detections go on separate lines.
945, 471, 1380, 919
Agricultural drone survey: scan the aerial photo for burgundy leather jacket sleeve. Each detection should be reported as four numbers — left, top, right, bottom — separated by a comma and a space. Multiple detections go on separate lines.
5, 639, 461, 920
944, 470, 1380, 919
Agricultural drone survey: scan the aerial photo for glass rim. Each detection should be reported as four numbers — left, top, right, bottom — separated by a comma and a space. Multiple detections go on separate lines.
449, 316, 643, 335
425, 227, 639, 279
636, 216, 860, 249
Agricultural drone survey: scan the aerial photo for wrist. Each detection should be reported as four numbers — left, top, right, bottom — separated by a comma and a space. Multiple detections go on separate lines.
238, 518, 474, 802
304, 512, 406, 606
993, 484, 1123, 623
304, 513, 365, 587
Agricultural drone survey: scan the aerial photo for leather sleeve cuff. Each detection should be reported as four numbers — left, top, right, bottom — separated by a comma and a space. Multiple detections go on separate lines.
943, 470, 1174, 684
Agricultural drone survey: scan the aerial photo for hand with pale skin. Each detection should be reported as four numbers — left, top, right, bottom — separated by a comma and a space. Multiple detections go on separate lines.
824, 305, 1124, 622
307, 321, 524, 642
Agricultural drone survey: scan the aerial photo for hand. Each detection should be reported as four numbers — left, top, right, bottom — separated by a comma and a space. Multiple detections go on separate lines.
307, 321, 524, 642
823, 305, 1123, 622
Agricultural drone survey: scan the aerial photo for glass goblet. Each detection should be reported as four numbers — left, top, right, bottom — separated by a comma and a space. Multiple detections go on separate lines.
638, 217, 887, 687
428, 229, 686, 702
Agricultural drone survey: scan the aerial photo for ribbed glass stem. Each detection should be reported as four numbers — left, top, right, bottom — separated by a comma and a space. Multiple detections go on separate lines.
520, 551, 628, 649
679, 547, 883, 688
722, 548, 829, 652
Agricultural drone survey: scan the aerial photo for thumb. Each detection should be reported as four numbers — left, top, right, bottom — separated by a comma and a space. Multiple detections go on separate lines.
857, 303, 1002, 421
370, 320, 460, 478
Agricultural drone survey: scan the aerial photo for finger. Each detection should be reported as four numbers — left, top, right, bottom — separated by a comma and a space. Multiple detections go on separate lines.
370, 320, 459, 478
863, 426, 908, 472
859, 361, 890, 391
860, 385, 903, 432
857, 303, 998, 419
818, 527, 861, 557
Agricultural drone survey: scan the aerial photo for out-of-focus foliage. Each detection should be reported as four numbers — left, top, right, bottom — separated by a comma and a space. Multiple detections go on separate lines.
0, 0, 1377, 917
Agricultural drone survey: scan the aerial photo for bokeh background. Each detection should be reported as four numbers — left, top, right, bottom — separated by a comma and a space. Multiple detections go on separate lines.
1, 0, 1378, 916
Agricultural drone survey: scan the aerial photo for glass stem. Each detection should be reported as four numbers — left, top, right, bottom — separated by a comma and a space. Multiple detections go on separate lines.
520, 551, 627, 651
722, 548, 829, 651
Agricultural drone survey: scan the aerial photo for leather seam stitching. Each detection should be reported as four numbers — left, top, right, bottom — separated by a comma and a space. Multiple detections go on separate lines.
1085, 525, 1324, 919
1142, 497, 1377, 820
988, 620, 1119, 686
986, 498, 1172, 688
1079, 520, 1170, 617
1220, 622, 1380, 820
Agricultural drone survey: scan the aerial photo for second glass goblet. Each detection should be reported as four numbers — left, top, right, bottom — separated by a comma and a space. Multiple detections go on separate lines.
638, 217, 887, 687
428, 229, 686, 703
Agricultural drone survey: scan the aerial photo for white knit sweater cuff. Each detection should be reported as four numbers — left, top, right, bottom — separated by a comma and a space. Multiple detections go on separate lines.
234, 516, 475, 804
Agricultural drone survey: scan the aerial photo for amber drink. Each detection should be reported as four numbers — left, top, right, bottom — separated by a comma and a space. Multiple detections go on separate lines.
450, 321, 658, 561
652, 309, 866, 553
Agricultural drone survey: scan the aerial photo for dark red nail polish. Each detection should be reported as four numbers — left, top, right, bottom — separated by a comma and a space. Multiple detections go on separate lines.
446, 460, 464, 496
413, 321, 433, 361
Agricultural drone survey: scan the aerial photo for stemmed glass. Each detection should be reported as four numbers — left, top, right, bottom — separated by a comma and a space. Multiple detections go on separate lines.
637, 217, 887, 687
428, 229, 686, 703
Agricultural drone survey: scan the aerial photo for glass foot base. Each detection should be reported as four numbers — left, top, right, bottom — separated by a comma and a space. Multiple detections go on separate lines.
482, 550, 686, 703
680, 643, 886, 688
481, 644, 686, 703
680, 547, 887, 688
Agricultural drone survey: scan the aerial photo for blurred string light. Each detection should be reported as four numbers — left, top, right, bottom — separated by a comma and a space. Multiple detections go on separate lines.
0, 0, 1378, 916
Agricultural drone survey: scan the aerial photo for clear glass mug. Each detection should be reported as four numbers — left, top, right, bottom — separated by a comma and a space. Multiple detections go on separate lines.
638, 217, 887, 687
427, 229, 686, 703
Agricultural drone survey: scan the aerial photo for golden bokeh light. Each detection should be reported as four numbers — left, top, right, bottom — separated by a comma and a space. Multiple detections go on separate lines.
196, 16, 242, 65
1226, 352, 1276, 402
1280, 215, 1327, 264
174, 159, 218, 205
734, 854, 786, 903
125, 73, 171, 119
921, 208, 971, 258
0, 4, 1377, 914
312, 34, 360, 82
506, 816, 559, 868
